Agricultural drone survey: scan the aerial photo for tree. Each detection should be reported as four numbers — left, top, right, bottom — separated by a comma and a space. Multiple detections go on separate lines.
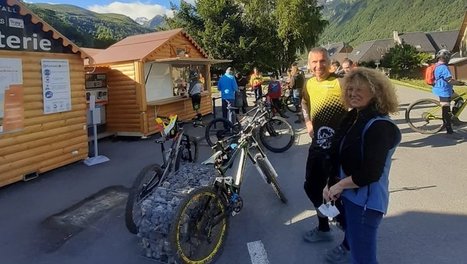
164, 0, 327, 74
275, 0, 327, 70
381, 43, 423, 78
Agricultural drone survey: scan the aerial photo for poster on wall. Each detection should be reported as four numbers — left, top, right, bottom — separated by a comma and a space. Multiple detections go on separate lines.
41, 59, 71, 114
0, 58, 24, 133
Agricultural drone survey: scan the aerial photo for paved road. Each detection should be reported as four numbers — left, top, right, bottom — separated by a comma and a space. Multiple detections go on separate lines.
0, 85, 466, 264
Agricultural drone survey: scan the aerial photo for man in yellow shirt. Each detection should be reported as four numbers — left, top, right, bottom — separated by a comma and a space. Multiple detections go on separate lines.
301, 47, 347, 246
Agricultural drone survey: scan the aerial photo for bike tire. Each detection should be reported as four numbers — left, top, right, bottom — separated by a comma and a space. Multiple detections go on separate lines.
255, 154, 288, 203
286, 95, 299, 113
170, 186, 229, 264
125, 163, 163, 234
258, 116, 295, 153
175, 136, 199, 171
205, 118, 238, 147
405, 98, 444, 134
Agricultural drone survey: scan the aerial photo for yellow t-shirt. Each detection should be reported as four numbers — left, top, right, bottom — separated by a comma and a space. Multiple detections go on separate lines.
305, 76, 346, 149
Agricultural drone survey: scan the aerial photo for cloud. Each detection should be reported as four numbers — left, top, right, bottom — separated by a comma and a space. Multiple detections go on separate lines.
88, 1, 174, 20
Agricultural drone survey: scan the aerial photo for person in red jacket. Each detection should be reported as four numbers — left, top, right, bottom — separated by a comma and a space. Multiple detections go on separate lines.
267, 74, 283, 116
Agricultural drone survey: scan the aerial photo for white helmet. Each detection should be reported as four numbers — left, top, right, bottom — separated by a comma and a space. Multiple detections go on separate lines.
435, 49, 451, 63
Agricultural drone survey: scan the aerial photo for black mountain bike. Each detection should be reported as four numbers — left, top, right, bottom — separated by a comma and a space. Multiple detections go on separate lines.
170, 119, 287, 264
205, 97, 295, 153
124, 115, 199, 234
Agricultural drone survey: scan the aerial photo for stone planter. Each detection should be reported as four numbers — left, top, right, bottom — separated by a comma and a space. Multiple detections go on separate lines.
137, 163, 217, 263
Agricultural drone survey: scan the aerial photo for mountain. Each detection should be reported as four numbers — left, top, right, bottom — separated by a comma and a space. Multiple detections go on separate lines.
135, 17, 149, 25
145, 15, 166, 29
25, 3, 154, 48
318, 0, 466, 47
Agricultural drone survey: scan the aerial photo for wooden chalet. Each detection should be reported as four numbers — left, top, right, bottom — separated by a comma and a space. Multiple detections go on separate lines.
87, 29, 228, 137
0, 0, 90, 187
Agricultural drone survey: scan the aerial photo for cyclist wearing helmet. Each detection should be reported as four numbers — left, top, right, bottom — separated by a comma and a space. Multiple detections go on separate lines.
432, 49, 465, 136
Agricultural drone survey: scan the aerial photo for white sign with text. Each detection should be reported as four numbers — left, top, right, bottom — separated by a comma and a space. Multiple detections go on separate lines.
41, 59, 71, 114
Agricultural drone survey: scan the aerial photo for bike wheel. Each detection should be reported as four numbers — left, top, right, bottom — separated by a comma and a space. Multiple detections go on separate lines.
286, 95, 299, 113
258, 116, 295, 153
175, 136, 199, 171
125, 164, 163, 234
205, 118, 238, 147
405, 99, 444, 134
170, 186, 229, 264
255, 154, 287, 203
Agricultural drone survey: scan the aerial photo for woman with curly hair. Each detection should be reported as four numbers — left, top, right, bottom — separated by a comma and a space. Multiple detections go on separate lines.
323, 67, 401, 264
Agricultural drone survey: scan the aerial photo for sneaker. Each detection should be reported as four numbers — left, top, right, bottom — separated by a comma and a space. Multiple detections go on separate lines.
325, 245, 351, 264
303, 227, 333, 243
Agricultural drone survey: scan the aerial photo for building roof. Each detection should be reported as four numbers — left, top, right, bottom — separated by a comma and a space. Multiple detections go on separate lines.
5, 0, 90, 59
454, 11, 467, 52
349, 39, 393, 62
397, 31, 435, 53
322, 42, 353, 59
427, 30, 459, 51
91, 28, 209, 65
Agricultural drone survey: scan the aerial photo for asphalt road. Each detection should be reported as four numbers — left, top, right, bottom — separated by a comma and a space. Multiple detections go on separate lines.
0, 85, 466, 264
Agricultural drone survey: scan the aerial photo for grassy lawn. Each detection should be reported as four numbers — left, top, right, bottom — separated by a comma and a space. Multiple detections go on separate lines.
392, 79, 467, 95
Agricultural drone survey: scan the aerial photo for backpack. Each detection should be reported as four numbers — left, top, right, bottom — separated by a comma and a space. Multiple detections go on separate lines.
424, 64, 437, 85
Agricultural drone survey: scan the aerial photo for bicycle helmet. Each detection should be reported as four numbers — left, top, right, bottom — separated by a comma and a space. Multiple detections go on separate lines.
189, 71, 198, 80
435, 49, 451, 63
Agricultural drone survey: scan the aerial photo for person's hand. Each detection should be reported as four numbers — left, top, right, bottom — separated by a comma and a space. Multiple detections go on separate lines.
328, 182, 343, 201
305, 121, 313, 138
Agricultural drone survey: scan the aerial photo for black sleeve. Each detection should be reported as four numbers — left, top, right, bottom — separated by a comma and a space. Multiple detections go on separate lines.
352, 121, 400, 187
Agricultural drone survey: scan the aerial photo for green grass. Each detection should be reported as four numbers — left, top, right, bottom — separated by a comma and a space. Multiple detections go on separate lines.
392, 79, 467, 95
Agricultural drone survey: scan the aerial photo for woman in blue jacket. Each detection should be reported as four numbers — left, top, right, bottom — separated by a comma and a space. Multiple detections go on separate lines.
323, 67, 401, 264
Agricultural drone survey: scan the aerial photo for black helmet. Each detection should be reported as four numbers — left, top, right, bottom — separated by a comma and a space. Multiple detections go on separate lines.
189, 71, 198, 80
435, 49, 451, 63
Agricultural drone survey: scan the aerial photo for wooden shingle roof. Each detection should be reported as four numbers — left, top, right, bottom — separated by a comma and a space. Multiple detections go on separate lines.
91, 28, 209, 65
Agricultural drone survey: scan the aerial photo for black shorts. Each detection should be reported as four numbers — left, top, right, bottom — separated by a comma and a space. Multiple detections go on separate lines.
191, 93, 201, 110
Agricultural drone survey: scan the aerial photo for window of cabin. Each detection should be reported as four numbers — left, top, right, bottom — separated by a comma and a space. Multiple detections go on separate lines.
171, 64, 208, 96
145, 63, 172, 101
145, 63, 209, 101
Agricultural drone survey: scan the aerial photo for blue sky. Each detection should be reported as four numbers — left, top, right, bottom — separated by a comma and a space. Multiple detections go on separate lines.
25, 1, 195, 19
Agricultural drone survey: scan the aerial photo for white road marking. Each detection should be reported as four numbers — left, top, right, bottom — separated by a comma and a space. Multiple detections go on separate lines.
247, 240, 270, 264
284, 209, 316, 225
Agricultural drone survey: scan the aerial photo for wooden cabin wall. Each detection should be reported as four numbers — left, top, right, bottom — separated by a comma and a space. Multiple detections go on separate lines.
105, 62, 143, 135
146, 95, 212, 135
0, 51, 88, 187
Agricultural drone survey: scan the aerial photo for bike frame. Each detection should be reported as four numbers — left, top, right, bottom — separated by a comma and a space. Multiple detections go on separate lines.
215, 129, 277, 198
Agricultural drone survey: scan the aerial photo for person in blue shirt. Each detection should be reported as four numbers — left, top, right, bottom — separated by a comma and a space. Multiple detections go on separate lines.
432, 49, 465, 136
217, 67, 238, 119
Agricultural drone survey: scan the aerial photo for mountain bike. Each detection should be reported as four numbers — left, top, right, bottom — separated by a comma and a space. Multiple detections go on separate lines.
405, 91, 467, 134
125, 115, 199, 234
169, 118, 287, 264
205, 97, 295, 153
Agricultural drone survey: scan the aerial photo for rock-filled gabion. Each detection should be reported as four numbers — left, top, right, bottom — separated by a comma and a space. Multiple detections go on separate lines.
138, 163, 217, 263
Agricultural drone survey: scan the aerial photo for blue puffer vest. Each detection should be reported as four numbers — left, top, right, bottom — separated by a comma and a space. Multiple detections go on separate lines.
340, 116, 401, 214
